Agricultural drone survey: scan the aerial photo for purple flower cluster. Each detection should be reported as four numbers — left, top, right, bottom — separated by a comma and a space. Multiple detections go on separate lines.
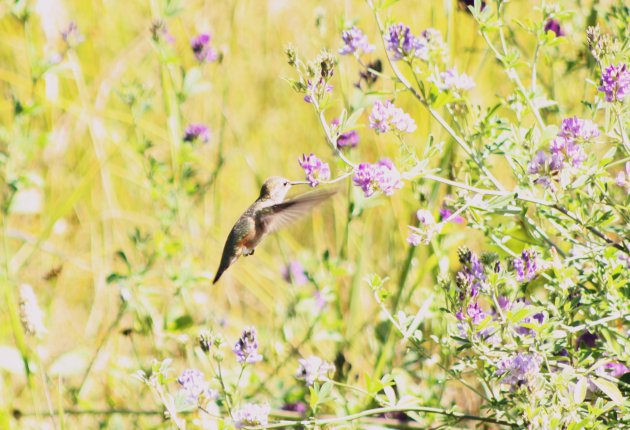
528, 117, 599, 188
558, 116, 600, 142
298, 153, 331, 187
456, 301, 487, 325
303, 79, 333, 104
190, 33, 219, 63
234, 403, 270, 428
296, 356, 336, 386
513, 249, 541, 282
368, 100, 417, 134
385, 23, 424, 61
352, 158, 403, 197
598, 63, 630, 102
183, 124, 211, 143
544, 19, 564, 37
339, 26, 375, 56
496, 353, 542, 389
384, 25, 447, 63
233, 327, 263, 364
331, 118, 360, 149
282, 261, 308, 285
433, 67, 475, 94
455, 248, 486, 299
177, 369, 216, 404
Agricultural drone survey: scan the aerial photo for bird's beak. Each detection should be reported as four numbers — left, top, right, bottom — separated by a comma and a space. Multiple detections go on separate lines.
289, 180, 310, 186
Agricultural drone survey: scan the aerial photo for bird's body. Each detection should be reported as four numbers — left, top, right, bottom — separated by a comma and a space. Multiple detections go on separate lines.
213, 177, 334, 284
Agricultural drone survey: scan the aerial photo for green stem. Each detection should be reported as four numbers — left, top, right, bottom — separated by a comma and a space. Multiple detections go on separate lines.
255, 405, 517, 429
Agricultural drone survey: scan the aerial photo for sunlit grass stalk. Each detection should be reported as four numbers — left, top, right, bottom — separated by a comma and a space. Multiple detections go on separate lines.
1, 219, 37, 412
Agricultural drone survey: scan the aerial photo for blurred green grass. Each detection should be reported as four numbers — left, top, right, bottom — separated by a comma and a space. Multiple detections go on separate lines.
0, 0, 603, 427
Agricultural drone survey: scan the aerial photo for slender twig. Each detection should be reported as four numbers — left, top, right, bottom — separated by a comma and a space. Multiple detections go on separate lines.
247, 405, 517, 429
75, 304, 126, 398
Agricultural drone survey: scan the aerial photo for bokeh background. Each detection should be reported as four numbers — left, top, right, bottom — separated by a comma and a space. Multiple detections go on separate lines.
0, 0, 607, 428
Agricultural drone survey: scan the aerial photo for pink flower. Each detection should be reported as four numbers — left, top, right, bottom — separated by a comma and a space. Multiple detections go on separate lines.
369, 100, 416, 134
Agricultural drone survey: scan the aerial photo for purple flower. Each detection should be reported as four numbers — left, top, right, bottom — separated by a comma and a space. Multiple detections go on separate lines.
282, 261, 308, 285
550, 137, 586, 168
455, 249, 487, 299
577, 330, 598, 349
183, 124, 211, 143
234, 403, 270, 428
604, 362, 629, 379
303, 80, 333, 104
177, 369, 216, 404
233, 327, 263, 364
466, 302, 486, 324
439, 201, 465, 223
496, 353, 542, 389
151, 20, 174, 44
190, 33, 219, 63
384, 24, 424, 61
418, 28, 448, 63
513, 249, 541, 282
298, 154, 331, 187
558, 116, 600, 142
337, 130, 360, 148
368, 100, 417, 134
282, 402, 308, 414
353, 158, 403, 197
331, 118, 359, 149
407, 233, 422, 246
544, 19, 564, 37
407, 209, 440, 245
416, 209, 435, 226
339, 26, 375, 56
527, 150, 548, 175
61, 21, 84, 48
598, 63, 630, 102
433, 67, 475, 94
296, 356, 335, 386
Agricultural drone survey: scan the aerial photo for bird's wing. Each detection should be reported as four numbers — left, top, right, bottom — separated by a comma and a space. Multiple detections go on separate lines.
258, 189, 336, 234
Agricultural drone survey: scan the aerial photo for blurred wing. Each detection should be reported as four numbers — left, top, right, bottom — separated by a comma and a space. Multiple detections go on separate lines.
258, 189, 336, 234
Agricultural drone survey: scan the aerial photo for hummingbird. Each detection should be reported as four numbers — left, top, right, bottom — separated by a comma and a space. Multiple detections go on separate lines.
213, 176, 335, 284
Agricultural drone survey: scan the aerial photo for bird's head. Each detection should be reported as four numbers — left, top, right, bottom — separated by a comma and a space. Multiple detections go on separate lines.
259, 176, 294, 202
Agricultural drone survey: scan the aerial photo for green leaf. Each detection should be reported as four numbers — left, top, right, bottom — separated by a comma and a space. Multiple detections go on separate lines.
343, 108, 364, 131
592, 377, 625, 405
508, 306, 540, 324
573, 377, 587, 404
169, 315, 194, 331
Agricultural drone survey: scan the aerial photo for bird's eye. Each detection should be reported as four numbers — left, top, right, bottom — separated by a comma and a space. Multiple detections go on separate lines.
283, 181, 288, 186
